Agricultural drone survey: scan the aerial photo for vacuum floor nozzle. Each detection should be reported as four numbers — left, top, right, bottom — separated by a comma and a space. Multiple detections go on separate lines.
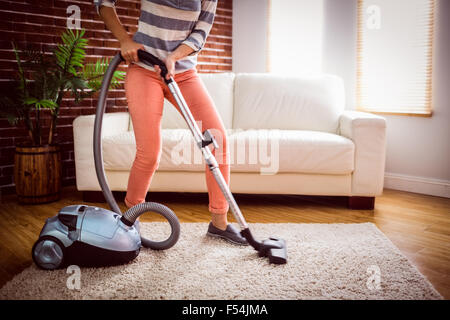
259, 238, 287, 265
240, 228, 287, 264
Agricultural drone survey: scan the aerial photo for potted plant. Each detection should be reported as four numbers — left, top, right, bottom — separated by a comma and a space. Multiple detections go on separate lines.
0, 28, 124, 204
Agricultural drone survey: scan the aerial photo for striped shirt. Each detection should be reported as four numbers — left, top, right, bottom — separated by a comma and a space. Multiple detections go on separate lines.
94, 0, 217, 73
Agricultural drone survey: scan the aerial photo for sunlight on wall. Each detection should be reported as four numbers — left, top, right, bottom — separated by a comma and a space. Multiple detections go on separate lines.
268, 0, 324, 75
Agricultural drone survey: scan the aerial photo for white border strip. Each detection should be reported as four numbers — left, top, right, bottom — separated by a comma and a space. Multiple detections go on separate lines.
384, 172, 450, 198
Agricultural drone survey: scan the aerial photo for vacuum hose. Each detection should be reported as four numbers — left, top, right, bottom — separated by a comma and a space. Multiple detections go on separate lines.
94, 51, 180, 250
121, 202, 180, 250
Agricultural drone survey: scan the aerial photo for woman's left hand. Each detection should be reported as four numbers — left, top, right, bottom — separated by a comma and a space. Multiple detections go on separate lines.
155, 54, 176, 81
155, 45, 194, 80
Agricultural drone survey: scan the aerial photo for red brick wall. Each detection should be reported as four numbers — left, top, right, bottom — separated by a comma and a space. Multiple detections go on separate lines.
0, 0, 232, 197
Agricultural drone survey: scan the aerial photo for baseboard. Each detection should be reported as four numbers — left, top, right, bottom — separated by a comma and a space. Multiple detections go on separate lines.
384, 173, 450, 198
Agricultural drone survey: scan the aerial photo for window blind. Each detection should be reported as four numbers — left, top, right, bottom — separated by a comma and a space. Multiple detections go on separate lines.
357, 0, 435, 116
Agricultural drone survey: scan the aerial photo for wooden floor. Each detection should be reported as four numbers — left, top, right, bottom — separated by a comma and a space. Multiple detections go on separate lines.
0, 186, 449, 299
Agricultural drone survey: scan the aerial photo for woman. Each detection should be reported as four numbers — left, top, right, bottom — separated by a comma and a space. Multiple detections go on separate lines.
95, 0, 247, 245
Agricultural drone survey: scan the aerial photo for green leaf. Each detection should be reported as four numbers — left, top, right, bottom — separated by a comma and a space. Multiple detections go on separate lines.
39, 99, 57, 109
24, 97, 38, 105
54, 28, 88, 76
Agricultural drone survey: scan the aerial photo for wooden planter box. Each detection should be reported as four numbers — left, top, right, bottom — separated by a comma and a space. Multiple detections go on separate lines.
14, 144, 62, 204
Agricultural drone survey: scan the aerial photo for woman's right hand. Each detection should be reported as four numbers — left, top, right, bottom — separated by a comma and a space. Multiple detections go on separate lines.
120, 39, 144, 64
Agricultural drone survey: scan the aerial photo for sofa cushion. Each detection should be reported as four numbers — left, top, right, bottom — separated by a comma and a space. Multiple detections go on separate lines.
233, 73, 345, 133
129, 72, 235, 131
228, 129, 354, 174
102, 129, 354, 175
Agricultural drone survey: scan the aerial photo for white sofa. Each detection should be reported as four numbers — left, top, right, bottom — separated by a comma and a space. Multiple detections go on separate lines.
73, 73, 387, 209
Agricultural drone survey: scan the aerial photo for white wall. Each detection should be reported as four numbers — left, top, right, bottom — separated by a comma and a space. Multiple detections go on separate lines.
386, 0, 450, 190
232, 0, 268, 73
322, 0, 358, 114
269, 0, 324, 75
232, 0, 450, 197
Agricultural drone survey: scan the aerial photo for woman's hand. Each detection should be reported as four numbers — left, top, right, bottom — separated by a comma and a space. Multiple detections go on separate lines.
120, 39, 144, 64
154, 45, 194, 81
154, 54, 176, 81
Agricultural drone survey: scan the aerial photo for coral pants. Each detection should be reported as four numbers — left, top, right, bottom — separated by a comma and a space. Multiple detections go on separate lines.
124, 63, 230, 215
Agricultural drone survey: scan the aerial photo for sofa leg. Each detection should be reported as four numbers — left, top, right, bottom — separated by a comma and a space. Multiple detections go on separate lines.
348, 196, 375, 210
82, 191, 106, 203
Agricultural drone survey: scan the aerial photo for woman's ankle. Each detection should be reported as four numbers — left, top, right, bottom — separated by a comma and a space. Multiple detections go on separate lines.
211, 213, 228, 231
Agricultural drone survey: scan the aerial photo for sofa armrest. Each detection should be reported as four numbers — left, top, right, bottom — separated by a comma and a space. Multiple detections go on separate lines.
340, 110, 387, 196
73, 112, 130, 191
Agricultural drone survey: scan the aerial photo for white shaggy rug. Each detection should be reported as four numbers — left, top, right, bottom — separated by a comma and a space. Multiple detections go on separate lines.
0, 223, 442, 300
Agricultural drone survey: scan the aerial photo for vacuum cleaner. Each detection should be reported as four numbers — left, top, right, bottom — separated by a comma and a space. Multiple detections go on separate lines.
32, 49, 287, 270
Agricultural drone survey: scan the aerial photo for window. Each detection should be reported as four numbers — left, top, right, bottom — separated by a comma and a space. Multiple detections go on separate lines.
357, 0, 435, 116
267, 0, 324, 75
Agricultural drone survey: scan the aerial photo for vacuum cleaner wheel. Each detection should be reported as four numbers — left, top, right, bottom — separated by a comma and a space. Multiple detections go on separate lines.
32, 236, 65, 270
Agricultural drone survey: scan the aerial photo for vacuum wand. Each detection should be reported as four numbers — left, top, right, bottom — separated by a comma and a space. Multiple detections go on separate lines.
119, 50, 287, 264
